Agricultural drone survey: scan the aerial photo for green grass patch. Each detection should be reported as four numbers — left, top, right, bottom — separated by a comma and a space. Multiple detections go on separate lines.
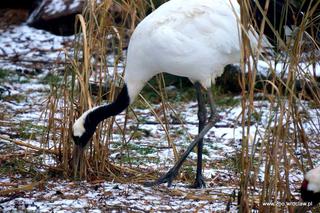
214, 153, 241, 173
214, 95, 240, 107
112, 142, 157, 155
125, 143, 156, 155
120, 155, 160, 165
40, 73, 63, 86
111, 142, 160, 165
0, 158, 38, 178
133, 74, 195, 109
2, 94, 25, 103
251, 110, 262, 123
0, 69, 33, 84
17, 121, 46, 140
0, 69, 9, 81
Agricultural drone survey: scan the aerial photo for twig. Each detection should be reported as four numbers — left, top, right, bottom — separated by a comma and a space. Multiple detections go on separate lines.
0, 180, 44, 196
140, 120, 235, 128
0, 182, 19, 187
0, 135, 59, 155
0, 152, 34, 161
0, 193, 24, 203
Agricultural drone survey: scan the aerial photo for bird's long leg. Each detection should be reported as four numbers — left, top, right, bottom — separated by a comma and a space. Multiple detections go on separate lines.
191, 82, 207, 188
144, 121, 215, 187
145, 83, 217, 187
207, 88, 217, 121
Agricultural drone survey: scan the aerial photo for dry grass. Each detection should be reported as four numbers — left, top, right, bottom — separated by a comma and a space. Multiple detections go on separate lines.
42, 0, 173, 181
238, 0, 320, 212
38, 0, 320, 212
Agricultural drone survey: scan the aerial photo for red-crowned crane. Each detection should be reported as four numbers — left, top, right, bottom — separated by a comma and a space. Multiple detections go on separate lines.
301, 166, 320, 206
72, 0, 299, 188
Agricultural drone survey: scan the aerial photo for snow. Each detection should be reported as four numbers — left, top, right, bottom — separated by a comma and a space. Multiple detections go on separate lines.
69, 0, 82, 11
256, 58, 320, 78
0, 181, 238, 212
0, 24, 74, 71
1, 22, 320, 212
45, 0, 67, 15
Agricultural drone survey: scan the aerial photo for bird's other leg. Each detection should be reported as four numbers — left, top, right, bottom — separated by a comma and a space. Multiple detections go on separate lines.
191, 82, 207, 188
144, 121, 215, 187
144, 83, 216, 188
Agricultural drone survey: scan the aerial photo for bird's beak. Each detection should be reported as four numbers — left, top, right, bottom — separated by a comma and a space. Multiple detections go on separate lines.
72, 144, 85, 178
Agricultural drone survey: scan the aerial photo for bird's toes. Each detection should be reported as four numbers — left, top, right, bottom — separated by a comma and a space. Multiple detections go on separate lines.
208, 114, 222, 122
190, 176, 206, 189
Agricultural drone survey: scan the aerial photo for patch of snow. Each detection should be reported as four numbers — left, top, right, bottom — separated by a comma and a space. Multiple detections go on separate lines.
256, 59, 320, 78
0, 24, 74, 71
69, 0, 82, 10
45, 0, 67, 15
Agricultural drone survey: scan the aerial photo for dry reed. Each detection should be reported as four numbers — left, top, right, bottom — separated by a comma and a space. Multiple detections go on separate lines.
39, 0, 320, 212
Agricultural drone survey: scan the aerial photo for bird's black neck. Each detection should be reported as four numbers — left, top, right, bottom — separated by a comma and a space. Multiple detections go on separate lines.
84, 84, 130, 129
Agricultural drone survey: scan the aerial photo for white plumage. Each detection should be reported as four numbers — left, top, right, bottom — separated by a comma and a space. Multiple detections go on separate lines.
124, 0, 245, 102
304, 166, 320, 193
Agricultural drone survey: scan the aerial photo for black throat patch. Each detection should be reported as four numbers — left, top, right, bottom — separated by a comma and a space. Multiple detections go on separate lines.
73, 84, 130, 148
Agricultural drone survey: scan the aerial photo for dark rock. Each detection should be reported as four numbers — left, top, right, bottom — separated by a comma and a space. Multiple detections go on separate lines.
26, 0, 130, 36
27, 0, 83, 35
25, 0, 171, 36
216, 64, 243, 94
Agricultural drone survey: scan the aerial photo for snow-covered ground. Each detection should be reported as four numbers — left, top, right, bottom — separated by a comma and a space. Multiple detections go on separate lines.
1, 23, 320, 212
1, 181, 238, 212
0, 73, 314, 212
0, 23, 74, 72
0, 23, 243, 212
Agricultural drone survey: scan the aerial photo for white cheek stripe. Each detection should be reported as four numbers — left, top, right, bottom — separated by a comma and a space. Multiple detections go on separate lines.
72, 106, 99, 137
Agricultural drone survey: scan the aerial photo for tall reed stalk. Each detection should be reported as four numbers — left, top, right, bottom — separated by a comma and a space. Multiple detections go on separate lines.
42, 0, 174, 181
41, 0, 320, 211
238, 0, 320, 211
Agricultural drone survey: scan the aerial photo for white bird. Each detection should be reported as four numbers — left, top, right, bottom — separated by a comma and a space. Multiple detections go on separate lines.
301, 166, 320, 206
72, 0, 297, 187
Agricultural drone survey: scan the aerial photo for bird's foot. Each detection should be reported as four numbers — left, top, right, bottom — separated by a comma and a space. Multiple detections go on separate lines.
144, 167, 179, 187
190, 175, 206, 188
208, 113, 222, 123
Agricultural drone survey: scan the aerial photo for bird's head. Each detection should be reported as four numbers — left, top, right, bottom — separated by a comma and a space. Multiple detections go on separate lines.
301, 167, 320, 206
72, 110, 96, 148
71, 111, 97, 176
